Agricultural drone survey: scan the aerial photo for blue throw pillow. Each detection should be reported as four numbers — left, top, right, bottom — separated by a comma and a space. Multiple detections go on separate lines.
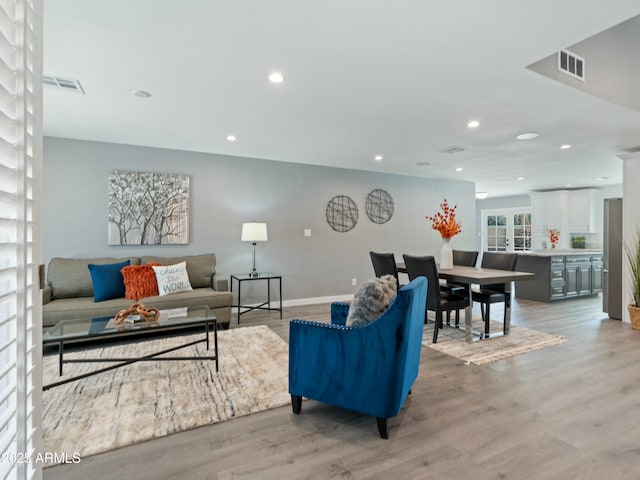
88, 260, 131, 302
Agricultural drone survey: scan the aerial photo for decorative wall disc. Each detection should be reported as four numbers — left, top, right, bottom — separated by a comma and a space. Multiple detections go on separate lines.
326, 195, 358, 232
366, 189, 394, 224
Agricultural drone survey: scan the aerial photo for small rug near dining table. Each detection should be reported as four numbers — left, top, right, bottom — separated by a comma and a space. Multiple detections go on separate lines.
422, 319, 566, 365
42, 325, 290, 465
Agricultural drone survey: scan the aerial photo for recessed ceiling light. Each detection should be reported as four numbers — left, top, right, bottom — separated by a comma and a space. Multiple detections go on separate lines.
516, 177, 525, 180
455, 167, 463, 172
516, 132, 539, 140
467, 120, 480, 128
132, 90, 152, 98
595, 176, 611, 181
560, 144, 572, 149
566, 184, 572, 187
475, 192, 488, 199
374, 155, 383, 161
226, 135, 237, 142
416, 161, 431, 166
268, 72, 285, 83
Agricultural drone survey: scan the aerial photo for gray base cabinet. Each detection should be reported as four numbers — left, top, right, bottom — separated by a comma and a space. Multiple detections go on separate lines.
515, 253, 603, 302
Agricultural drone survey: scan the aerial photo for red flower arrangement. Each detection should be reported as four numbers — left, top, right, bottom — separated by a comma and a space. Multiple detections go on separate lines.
548, 228, 560, 246
426, 199, 462, 238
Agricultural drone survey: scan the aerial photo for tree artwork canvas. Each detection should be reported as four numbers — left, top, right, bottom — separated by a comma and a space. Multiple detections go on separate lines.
108, 170, 189, 245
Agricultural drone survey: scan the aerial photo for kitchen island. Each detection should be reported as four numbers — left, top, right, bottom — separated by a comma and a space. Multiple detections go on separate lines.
515, 250, 603, 302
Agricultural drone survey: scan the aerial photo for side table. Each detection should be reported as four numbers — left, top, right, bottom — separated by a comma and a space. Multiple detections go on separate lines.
230, 273, 283, 324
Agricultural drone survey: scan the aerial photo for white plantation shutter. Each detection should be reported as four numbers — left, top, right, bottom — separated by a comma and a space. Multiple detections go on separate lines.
0, 0, 42, 479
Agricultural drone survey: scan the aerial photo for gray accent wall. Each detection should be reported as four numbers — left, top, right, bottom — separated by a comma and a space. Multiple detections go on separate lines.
43, 137, 476, 303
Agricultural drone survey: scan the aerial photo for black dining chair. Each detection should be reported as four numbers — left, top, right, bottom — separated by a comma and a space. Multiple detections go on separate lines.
402, 254, 469, 343
472, 252, 518, 336
441, 250, 479, 294
369, 251, 402, 290
439, 250, 480, 325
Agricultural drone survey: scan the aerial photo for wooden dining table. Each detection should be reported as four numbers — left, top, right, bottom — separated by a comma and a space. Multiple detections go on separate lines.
397, 263, 535, 342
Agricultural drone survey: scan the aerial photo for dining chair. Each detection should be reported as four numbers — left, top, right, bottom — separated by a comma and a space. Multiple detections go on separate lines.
402, 254, 469, 343
369, 251, 402, 290
472, 252, 518, 335
441, 250, 479, 294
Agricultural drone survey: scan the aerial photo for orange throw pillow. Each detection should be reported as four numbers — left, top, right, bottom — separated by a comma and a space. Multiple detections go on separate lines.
121, 262, 162, 300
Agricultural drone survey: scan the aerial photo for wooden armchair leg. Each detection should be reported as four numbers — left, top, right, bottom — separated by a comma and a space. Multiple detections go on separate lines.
291, 394, 302, 414
376, 417, 389, 439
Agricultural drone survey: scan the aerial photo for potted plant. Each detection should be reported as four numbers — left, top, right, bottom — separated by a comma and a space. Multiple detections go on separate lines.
625, 229, 640, 330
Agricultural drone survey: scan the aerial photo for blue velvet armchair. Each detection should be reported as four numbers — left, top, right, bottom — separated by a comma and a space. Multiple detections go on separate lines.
288, 276, 427, 438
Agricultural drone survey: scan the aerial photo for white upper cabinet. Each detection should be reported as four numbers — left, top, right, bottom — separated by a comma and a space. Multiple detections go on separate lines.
568, 189, 601, 233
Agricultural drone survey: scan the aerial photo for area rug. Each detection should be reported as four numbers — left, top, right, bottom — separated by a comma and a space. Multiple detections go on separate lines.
422, 320, 566, 365
42, 325, 289, 464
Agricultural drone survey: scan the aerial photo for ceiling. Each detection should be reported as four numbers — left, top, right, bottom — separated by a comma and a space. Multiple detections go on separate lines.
43, 1, 640, 198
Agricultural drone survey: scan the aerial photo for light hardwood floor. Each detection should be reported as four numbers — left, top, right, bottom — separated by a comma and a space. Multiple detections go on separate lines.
44, 296, 640, 480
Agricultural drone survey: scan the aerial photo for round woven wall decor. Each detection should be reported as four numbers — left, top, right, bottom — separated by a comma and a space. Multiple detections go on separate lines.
366, 189, 394, 224
326, 195, 358, 232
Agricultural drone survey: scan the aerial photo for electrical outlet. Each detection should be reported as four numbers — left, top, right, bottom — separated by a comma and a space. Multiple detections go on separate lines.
352, 278, 357, 286
304, 229, 311, 237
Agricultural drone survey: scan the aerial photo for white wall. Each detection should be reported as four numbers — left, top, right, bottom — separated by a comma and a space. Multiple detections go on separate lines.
43, 137, 476, 303
623, 158, 640, 323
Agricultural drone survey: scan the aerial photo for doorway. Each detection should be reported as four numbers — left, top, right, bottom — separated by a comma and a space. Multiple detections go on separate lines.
481, 208, 532, 253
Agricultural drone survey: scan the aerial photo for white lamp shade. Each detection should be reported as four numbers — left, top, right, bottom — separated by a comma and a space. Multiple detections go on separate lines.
241, 222, 268, 242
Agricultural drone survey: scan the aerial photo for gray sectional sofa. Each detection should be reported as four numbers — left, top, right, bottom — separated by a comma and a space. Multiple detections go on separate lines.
42, 253, 232, 330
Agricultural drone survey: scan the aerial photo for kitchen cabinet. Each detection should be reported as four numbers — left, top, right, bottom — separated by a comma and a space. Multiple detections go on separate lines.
591, 255, 603, 293
530, 191, 569, 250
515, 252, 603, 302
564, 256, 592, 297
568, 189, 601, 233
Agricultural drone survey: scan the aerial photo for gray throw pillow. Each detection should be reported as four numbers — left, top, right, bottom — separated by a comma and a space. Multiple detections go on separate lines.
346, 275, 398, 327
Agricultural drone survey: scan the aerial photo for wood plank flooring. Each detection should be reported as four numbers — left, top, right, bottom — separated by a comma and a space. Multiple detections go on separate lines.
44, 296, 640, 480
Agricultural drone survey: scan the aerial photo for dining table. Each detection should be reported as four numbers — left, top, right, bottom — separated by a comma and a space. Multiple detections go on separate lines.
397, 263, 535, 342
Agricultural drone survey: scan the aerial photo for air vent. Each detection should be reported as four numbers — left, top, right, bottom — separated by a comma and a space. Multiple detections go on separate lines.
438, 146, 465, 154
557, 50, 585, 81
43, 75, 85, 94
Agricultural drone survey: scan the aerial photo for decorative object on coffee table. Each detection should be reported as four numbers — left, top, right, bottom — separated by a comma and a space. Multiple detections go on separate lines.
114, 302, 161, 324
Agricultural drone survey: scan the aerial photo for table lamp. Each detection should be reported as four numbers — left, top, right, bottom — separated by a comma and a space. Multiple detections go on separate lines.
241, 222, 268, 277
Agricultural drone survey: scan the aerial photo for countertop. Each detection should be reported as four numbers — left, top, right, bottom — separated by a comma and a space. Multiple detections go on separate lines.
518, 249, 603, 257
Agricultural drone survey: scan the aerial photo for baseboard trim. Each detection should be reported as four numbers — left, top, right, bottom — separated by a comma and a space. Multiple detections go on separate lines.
281, 294, 353, 308
231, 294, 353, 314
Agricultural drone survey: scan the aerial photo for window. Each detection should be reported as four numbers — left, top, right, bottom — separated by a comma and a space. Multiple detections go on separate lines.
0, 0, 43, 479
482, 208, 532, 253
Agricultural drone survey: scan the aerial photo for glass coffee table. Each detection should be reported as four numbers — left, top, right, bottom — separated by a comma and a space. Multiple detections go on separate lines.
43, 306, 218, 391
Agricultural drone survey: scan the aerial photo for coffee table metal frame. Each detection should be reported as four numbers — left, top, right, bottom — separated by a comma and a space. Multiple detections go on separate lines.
43, 308, 218, 391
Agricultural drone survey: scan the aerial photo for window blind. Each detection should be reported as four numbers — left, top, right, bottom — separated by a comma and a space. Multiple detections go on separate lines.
0, 0, 42, 479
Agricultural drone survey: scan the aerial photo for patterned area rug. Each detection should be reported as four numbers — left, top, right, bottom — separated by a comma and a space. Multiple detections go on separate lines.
42, 325, 289, 463
423, 320, 566, 365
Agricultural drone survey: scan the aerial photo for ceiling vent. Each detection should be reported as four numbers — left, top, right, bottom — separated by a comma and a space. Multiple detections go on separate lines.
43, 75, 85, 94
557, 50, 585, 81
438, 146, 465, 154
